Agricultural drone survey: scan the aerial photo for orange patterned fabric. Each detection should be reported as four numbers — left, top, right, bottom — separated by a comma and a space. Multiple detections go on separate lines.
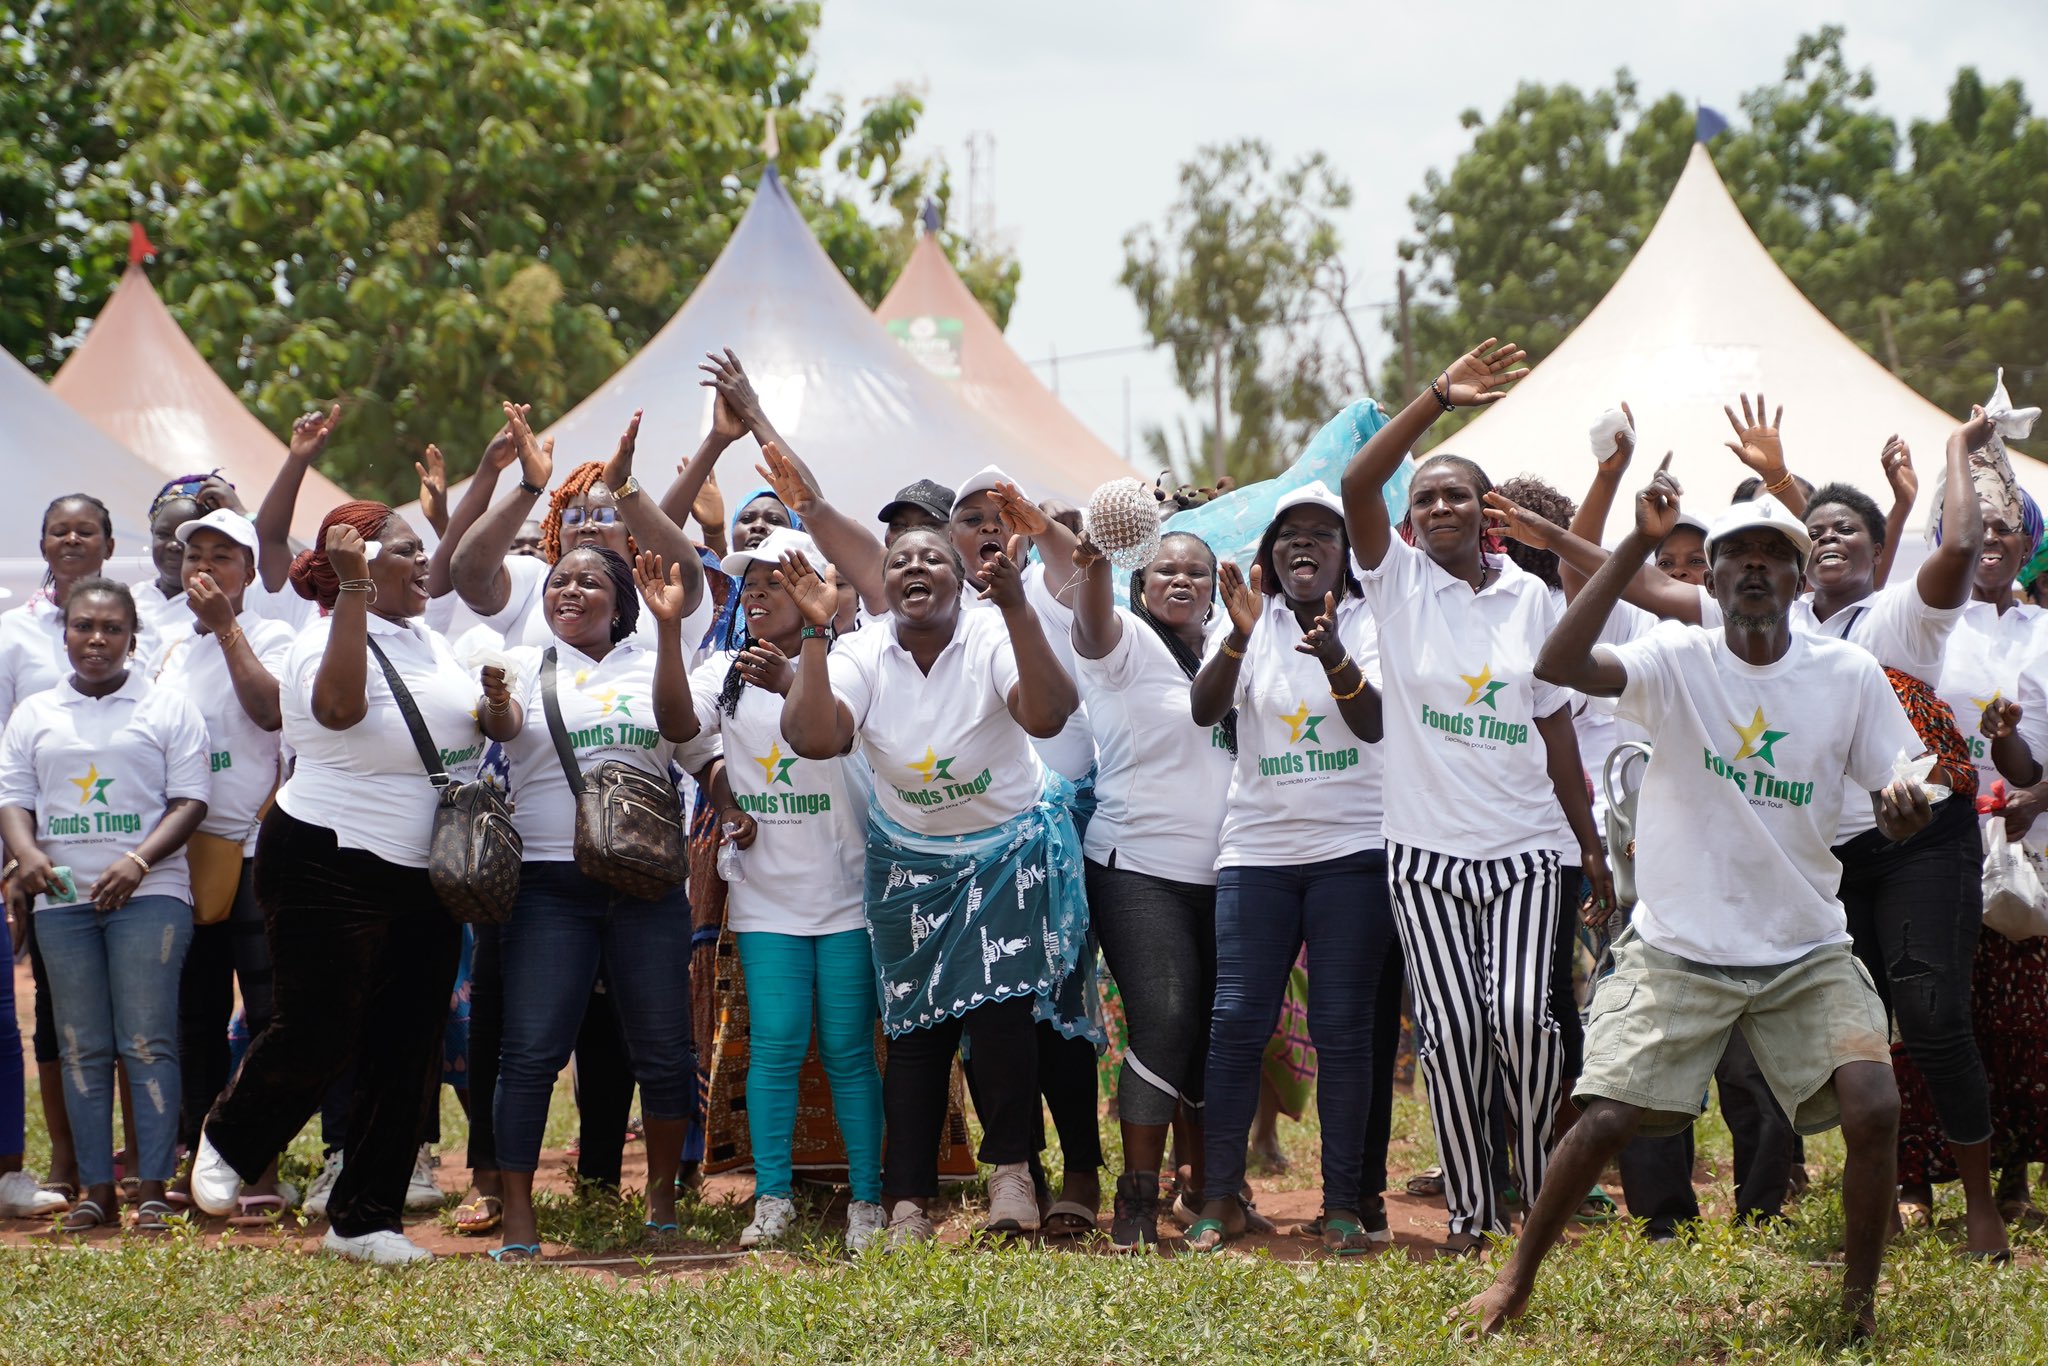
1882, 666, 1978, 801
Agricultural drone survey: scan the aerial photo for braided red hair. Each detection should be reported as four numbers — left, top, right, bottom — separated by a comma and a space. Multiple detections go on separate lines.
540, 463, 637, 565
289, 500, 393, 608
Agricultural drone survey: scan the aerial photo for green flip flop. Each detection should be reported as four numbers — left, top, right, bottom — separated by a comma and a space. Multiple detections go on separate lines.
1184, 1218, 1230, 1254
1318, 1216, 1376, 1257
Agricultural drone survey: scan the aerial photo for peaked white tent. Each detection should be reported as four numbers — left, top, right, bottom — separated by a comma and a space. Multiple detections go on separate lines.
530, 166, 1106, 523
1444, 142, 2048, 536
0, 347, 164, 602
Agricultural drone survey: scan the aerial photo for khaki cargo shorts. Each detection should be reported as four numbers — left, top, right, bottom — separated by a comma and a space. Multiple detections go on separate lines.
1575, 928, 1892, 1138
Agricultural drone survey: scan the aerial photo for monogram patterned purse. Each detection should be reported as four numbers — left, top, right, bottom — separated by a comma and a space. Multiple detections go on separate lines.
541, 649, 685, 901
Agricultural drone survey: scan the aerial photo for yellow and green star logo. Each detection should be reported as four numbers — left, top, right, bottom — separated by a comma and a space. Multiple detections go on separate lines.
587, 686, 632, 718
1972, 690, 2001, 716
754, 742, 798, 788
910, 746, 956, 785
1731, 706, 1789, 766
68, 763, 114, 807
1461, 664, 1506, 710
1279, 699, 1325, 746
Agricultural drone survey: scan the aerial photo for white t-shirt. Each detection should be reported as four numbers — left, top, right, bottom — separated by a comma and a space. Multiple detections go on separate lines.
827, 607, 1045, 836
689, 650, 869, 934
0, 595, 66, 736
962, 561, 1093, 781
131, 579, 186, 636
1210, 593, 1384, 869
501, 638, 706, 861
1075, 609, 1234, 883
275, 614, 486, 867
1607, 623, 1918, 965
475, 553, 714, 663
150, 611, 296, 853
1361, 538, 1572, 860
245, 575, 321, 632
1940, 600, 2048, 840
0, 672, 212, 906
1576, 600, 1659, 832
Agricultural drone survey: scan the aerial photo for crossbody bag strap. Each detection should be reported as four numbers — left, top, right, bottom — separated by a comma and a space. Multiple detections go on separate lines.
539, 648, 586, 795
367, 636, 450, 790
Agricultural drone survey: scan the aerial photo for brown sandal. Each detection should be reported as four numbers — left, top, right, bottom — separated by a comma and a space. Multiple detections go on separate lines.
454, 1195, 504, 1235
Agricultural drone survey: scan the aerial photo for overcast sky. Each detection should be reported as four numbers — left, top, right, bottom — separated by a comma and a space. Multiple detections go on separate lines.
810, 1, 2048, 468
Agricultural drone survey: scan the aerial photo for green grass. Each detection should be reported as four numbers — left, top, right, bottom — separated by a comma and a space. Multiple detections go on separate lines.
12, 1074, 2048, 1361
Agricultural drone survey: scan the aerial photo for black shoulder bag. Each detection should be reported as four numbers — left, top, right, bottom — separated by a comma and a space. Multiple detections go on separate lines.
540, 648, 686, 901
369, 637, 523, 923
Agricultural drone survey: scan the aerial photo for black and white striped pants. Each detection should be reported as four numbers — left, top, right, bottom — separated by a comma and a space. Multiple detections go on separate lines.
1387, 842, 1563, 1238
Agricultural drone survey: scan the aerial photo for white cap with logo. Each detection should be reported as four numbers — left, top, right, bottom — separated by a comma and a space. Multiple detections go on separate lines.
1704, 498, 1813, 569
174, 508, 260, 554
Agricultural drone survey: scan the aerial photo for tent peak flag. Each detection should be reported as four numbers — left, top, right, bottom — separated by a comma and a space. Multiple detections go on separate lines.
127, 223, 157, 267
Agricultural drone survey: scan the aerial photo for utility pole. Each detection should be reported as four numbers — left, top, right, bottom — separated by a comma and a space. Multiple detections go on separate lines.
1211, 336, 1228, 487
1876, 301, 1904, 374
1397, 267, 1415, 397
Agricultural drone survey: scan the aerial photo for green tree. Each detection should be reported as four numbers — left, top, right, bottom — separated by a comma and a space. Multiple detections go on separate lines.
5, 0, 1017, 504
1393, 27, 2048, 442
1121, 139, 1367, 486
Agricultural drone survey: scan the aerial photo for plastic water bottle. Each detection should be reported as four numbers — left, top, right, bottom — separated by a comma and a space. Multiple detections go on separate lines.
716, 822, 746, 884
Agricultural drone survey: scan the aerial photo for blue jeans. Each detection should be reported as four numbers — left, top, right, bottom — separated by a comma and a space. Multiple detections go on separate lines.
36, 895, 193, 1187
1203, 849, 1397, 1214
493, 863, 694, 1173
734, 929, 882, 1204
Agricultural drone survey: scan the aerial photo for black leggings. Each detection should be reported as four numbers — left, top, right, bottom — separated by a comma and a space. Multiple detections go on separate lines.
178, 860, 275, 1150
884, 996, 1040, 1201
1089, 859, 1216, 1129
1834, 795, 1990, 1146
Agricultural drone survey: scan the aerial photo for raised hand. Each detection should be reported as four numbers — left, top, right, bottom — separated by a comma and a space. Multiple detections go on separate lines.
415, 443, 448, 530
1962, 404, 1997, 453
479, 664, 512, 714
1071, 535, 1107, 573
325, 520, 369, 584
975, 534, 1030, 608
503, 402, 553, 490
691, 469, 726, 538
1982, 696, 2024, 741
633, 551, 689, 622
1482, 490, 1561, 549
290, 404, 342, 462
736, 640, 794, 695
700, 349, 771, 440
1634, 454, 1684, 542
603, 410, 643, 495
754, 441, 818, 518
1880, 436, 1916, 508
1294, 590, 1345, 666
186, 571, 237, 637
990, 480, 1050, 539
195, 474, 245, 515
1723, 393, 1787, 481
1594, 402, 1637, 474
772, 548, 839, 627
1438, 338, 1530, 407
481, 422, 520, 473
1217, 560, 1262, 639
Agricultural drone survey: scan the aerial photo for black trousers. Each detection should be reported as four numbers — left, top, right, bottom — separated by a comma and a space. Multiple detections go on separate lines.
571, 983, 637, 1187
205, 807, 462, 1238
178, 861, 274, 1151
465, 923, 501, 1172
884, 996, 1039, 1201
1616, 1027, 1794, 1237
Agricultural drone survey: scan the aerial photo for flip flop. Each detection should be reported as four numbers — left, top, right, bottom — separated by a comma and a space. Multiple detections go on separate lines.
454, 1196, 503, 1236
229, 1194, 289, 1228
1317, 1216, 1377, 1257
132, 1200, 176, 1234
1573, 1186, 1619, 1224
489, 1243, 541, 1263
1406, 1167, 1446, 1198
1184, 1218, 1230, 1254
39, 1198, 109, 1237
1040, 1200, 1098, 1239
643, 1220, 680, 1234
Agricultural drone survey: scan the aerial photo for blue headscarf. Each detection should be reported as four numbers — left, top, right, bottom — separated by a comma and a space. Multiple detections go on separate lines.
700, 489, 804, 653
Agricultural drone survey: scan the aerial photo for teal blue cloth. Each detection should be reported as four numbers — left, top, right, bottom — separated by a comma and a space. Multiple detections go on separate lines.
1163, 400, 1403, 574
864, 772, 1098, 1044
734, 928, 882, 1203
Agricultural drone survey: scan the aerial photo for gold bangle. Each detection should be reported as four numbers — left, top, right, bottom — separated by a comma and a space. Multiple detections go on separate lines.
217, 625, 244, 651
1219, 637, 1247, 660
1324, 654, 1353, 676
122, 850, 150, 874
1330, 675, 1369, 702
1762, 471, 1793, 495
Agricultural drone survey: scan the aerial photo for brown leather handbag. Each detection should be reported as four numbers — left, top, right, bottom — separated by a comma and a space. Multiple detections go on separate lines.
541, 648, 686, 901
370, 639, 523, 923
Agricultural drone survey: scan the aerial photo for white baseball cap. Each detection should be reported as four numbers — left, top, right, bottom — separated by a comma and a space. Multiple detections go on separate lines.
721, 527, 825, 580
950, 465, 1017, 509
1705, 498, 1812, 568
1271, 479, 1345, 521
174, 508, 260, 554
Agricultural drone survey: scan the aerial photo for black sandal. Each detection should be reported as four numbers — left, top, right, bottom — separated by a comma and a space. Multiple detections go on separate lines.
40, 1198, 109, 1236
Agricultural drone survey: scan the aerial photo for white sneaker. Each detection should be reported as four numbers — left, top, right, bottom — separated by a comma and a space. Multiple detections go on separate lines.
983, 1163, 1040, 1233
404, 1144, 444, 1212
885, 1198, 935, 1249
322, 1228, 434, 1265
303, 1151, 344, 1219
189, 1132, 242, 1217
739, 1194, 796, 1248
0, 1169, 66, 1217
845, 1200, 887, 1253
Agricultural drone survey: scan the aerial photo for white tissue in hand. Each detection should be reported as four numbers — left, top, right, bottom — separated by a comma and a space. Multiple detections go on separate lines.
362, 540, 383, 561
1987, 366, 2041, 442
1588, 409, 1632, 460
458, 643, 525, 697
1891, 749, 1950, 805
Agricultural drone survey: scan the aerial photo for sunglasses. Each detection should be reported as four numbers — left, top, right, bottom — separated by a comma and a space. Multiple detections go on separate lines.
561, 506, 619, 528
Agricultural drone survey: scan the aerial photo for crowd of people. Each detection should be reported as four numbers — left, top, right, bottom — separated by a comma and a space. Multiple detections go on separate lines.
0, 337, 2042, 1337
